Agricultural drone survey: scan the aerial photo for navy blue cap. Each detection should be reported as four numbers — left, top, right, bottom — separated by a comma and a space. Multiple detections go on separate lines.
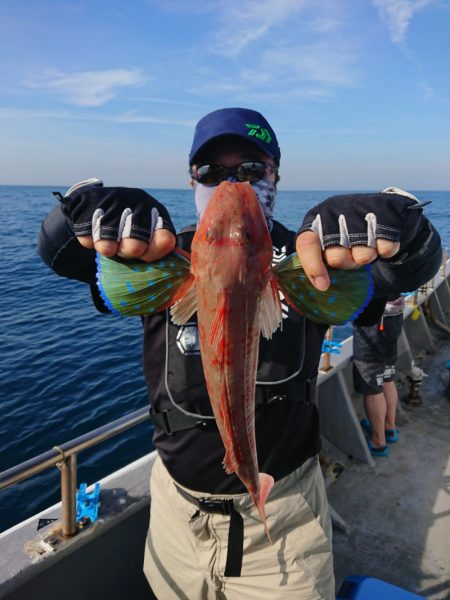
189, 107, 281, 165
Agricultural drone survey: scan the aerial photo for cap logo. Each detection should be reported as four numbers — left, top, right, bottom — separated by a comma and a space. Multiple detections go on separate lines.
245, 123, 272, 144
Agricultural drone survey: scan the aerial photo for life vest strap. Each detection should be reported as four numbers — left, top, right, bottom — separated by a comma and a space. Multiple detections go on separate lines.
150, 378, 317, 435
149, 407, 215, 435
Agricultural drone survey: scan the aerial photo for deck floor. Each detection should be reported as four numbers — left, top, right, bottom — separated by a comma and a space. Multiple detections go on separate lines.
327, 334, 450, 599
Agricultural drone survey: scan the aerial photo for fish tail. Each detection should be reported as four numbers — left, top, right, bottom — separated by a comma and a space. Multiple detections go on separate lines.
253, 472, 274, 544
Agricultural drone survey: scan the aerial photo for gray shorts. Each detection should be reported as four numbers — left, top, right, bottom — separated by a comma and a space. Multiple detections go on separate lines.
352, 313, 403, 395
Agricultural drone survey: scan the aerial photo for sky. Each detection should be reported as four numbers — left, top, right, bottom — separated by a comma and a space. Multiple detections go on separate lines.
0, 0, 449, 190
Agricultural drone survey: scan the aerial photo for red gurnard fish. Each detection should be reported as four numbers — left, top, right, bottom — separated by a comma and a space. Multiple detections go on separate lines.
174, 182, 280, 533
96, 182, 374, 537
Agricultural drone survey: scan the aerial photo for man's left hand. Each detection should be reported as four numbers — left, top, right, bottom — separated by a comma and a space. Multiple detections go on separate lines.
296, 191, 423, 291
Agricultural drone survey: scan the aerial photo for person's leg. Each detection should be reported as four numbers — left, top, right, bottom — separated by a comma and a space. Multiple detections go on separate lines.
363, 392, 387, 447
145, 456, 334, 600
383, 379, 398, 431
382, 312, 402, 432
353, 323, 386, 449
223, 457, 335, 600
143, 456, 223, 600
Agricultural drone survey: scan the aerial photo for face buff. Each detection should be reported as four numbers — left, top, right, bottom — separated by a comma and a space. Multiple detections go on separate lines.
194, 179, 277, 231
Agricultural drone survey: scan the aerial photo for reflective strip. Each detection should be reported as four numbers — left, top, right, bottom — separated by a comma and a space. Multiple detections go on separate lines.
118, 207, 133, 240
365, 213, 377, 247
92, 208, 104, 242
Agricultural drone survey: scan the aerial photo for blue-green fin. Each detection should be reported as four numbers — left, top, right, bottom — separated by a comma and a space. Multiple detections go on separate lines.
96, 248, 193, 317
273, 253, 373, 325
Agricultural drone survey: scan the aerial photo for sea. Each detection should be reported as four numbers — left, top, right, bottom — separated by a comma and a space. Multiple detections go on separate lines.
1, 185, 449, 533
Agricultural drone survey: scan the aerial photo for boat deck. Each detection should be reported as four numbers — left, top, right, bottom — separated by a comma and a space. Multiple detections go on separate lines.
327, 334, 450, 599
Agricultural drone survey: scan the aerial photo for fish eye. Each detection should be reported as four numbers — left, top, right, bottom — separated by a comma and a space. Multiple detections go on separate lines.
229, 225, 251, 243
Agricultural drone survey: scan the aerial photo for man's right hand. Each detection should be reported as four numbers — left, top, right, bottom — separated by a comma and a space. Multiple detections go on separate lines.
60, 179, 176, 262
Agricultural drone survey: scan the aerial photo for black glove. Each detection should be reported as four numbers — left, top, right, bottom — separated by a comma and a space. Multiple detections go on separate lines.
57, 179, 175, 242
298, 190, 427, 254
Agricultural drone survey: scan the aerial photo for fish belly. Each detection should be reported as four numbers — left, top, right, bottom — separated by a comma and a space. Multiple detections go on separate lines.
198, 284, 262, 493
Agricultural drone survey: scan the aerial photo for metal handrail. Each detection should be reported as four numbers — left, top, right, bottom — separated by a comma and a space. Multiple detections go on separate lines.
0, 406, 151, 536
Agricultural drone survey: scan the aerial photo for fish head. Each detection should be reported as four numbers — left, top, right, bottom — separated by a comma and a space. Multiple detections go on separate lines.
191, 182, 273, 286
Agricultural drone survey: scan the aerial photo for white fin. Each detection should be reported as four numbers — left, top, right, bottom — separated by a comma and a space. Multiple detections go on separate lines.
210, 292, 226, 362
260, 280, 283, 339
170, 283, 197, 325
222, 448, 236, 475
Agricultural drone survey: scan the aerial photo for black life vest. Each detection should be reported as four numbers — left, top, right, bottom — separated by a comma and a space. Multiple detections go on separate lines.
143, 220, 326, 433
142, 220, 327, 492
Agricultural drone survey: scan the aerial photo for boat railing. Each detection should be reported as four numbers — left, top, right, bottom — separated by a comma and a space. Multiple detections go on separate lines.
0, 406, 151, 537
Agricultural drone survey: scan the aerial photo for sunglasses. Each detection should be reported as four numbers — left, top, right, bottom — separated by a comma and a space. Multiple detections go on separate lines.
190, 161, 278, 186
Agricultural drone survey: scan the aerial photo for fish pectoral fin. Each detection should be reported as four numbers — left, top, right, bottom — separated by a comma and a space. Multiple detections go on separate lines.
170, 279, 197, 325
222, 449, 235, 476
96, 248, 193, 317
273, 252, 374, 325
210, 292, 227, 361
260, 279, 283, 339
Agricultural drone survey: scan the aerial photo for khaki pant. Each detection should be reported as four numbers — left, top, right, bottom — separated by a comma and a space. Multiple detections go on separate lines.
143, 455, 334, 599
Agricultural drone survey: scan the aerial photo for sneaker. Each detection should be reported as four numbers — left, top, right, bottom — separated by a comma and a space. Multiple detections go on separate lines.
360, 418, 399, 444
385, 428, 399, 443
365, 436, 389, 457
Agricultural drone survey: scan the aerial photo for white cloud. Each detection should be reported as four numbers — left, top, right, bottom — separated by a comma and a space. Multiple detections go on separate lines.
25, 68, 147, 106
211, 0, 313, 58
259, 40, 357, 88
113, 111, 195, 126
194, 0, 360, 98
418, 81, 435, 99
146, 1, 368, 102
138, 96, 210, 109
0, 108, 71, 120
372, 0, 433, 44
0, 106, 195, 128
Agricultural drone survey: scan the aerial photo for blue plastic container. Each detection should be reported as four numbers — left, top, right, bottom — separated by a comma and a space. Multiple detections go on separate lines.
337, 576, 426, 599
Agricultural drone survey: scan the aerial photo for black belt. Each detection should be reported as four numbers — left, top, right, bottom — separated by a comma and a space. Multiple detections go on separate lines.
150, 378, 317, 435
150, 407, 215, 435
175, 484, 244, 577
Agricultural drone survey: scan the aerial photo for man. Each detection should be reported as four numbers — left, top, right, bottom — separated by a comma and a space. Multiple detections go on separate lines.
353, 294, 404, 456
38, 108, 442, 599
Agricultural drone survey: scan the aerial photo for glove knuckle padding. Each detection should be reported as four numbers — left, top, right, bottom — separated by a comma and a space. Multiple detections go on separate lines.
299, 193, 423, 250
62, 187, 175, 242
